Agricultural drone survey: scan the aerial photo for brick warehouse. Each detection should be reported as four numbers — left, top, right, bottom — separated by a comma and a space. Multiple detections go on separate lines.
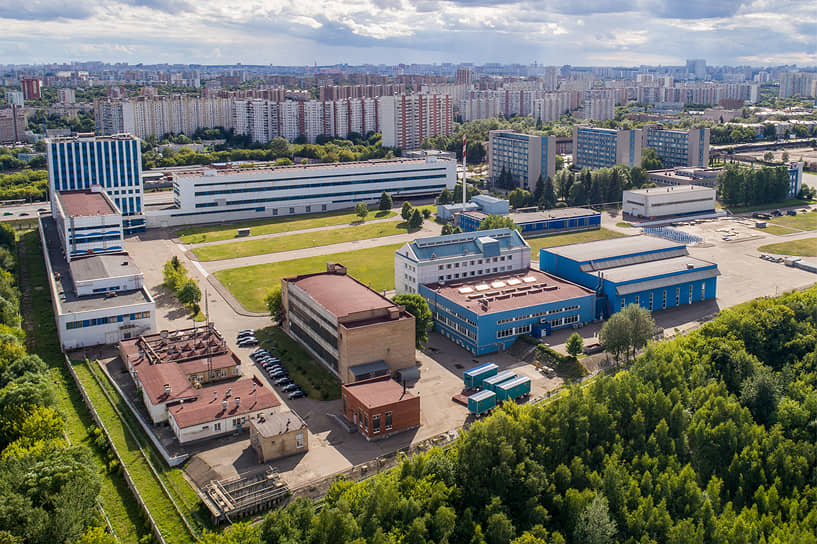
342, 376, 420, 440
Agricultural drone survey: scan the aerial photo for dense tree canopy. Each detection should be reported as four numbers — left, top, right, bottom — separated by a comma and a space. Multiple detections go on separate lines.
718, 164, 792, 207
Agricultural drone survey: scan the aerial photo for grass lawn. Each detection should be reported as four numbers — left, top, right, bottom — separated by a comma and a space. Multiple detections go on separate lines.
758, 238, 817, 257
755, 225, 800, 236
727, 198, 814, 214
526, 228, 629, 259
193, 221, 414, 261
18, 231, 148, 544
178, 209, 396, 244
615, 222, 632, 228
769, 209, 817, 231
216, 243, 402, 313
255, 327, 341, 401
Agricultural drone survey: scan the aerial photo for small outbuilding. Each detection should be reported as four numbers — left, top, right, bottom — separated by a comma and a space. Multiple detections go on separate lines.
342, 376, 420, 440
249, 411, 308, 463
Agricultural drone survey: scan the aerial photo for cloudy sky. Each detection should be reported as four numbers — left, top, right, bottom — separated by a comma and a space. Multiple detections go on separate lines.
0, 0, 815, 67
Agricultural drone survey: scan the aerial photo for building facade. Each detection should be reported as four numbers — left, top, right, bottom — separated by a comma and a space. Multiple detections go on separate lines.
250, 412, 308, 463
488, 130, 556, 190
788, 162, 803, 198
539, 235, 719, 318
419, 268, 596, 355
281, 264, 416, 384
378, 94, 453, 150
147, 157, 455, 228
46, 134, 146, 233
21, 78, 41, 100
394, 228, 530, 295
342, 376, 420, 440
53, 189, 124, 261
0, 106, 26, 144
573, 125, 643, 170
622, 185, 716, 218
644, 126, 710, 168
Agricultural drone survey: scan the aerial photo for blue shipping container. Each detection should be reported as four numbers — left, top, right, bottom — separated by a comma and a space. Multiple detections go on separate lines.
496, 376, 532, 402
468, 390, 497, 415
464, 362, 498, 388
482, 370, 517, 392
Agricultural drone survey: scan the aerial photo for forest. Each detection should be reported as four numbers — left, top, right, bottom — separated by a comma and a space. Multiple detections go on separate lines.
717, 164, 793, 207
0, 224, 103, 543
201, 286, 817, 544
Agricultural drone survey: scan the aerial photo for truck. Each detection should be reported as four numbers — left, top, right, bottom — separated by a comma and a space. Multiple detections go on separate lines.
463, 362, 498, 389
482, 370, 517, 392
467, 390, 497, 416
495, 376, 532, 402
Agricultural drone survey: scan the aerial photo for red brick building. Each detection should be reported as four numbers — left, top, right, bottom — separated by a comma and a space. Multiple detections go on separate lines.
341, 376, 420, 440
21, 78, 41, 100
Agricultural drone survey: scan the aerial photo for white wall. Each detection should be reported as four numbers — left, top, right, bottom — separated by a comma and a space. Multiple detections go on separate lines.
170, 405, 282, 444
57, 300, 156, 350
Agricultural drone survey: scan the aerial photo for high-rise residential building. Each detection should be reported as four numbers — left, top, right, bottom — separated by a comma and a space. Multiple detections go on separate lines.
319, 84, 404, 100
20, 78, 42, 100
488, 130, 556, 190
583, 90, 615, 121
95, 95, 234, 139
378, 94, 452, 150
643, 126, 710, 168
57, 88, 76, 104
46, 134, 145, 233
0, 106, 26, 144
779, 72, 817, 98
456, 68, 474, 87
686, 59, 707, 80
544, 66, 558, 91
573, 125, 643, 170
4, 91, 24, 106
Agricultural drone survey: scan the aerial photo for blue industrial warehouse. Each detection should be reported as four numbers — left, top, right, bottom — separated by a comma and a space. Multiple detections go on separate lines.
459, 207, 601, 236
539, 235, 719, 318
419, 268, 596, 355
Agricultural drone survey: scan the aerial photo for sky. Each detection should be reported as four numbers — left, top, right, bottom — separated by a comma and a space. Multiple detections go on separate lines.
0, 0, 815, 67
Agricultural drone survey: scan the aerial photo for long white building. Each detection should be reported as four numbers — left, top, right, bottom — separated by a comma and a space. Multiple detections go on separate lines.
622, 185, 716, 218
146, 157, 456, 228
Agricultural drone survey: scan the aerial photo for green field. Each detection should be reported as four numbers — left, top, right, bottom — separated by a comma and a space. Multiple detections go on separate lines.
216, 243, 403, 313
178, 209, 396, 244
18, 231, 148, 543
193, 221, 413, 261
769, 210, 817, 231
755, 224, 799, 236
727, 198, 814, 214
256, 327, 341, 400
526, 228, 628, 258
758, 238, 817, 257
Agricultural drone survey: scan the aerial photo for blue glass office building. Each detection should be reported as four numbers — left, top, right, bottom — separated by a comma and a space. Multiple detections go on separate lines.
47, 135, 145, 233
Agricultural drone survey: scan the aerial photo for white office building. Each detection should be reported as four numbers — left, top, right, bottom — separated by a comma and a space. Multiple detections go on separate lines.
394, 228, 531, 295
622, 185, 716, 218
39, 216, 156, 350
147, 157, 456, 228
52, 188, 124, 261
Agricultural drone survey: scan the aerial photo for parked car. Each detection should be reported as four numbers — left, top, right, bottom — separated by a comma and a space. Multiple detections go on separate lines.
237, 333, 255, 341
287, 389, 306, 399
237, 338, 258, 347
282, 383, 301, 392
269, 370, 288, 379
238, 329, 255, 335
250, 351, 269, 360
264, 364, 283, 372
274, 377, 294, 386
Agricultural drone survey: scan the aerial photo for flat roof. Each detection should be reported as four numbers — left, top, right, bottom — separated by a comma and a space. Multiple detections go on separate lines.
69, 254, 142, 283
625, 185, 714, 196
42, 217, 152, 314
423, 268, 595, 315
403, 228, 528, 262
508, 207, 600, 223
542, 235, 680, 263
286, 271, 398, 319
176, 158, 440, 179
169, 377, 281, 429
251, 411, 307, 438
598, 255, 718, 283
57, 190, 118, 217
343, 376, 416, 409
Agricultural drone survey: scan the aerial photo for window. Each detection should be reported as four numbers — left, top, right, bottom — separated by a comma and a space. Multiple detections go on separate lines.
635, 295, 640, 306
689, 285, 693, 303
701, 283, 705, 301
447, 264, 452, 269
620, 299, 625, 311
289, 207, 295, 214
322, 204, 327, 211
649, 292, 653, 310
305, 205, 311, 212
364, 413, 369, 431
295, 432, 305, 448
662, 290, 667, 309
272, 208, 278, 216
676, 287, 680, 305
372, 414, 380, 433
385, 411, 392, 430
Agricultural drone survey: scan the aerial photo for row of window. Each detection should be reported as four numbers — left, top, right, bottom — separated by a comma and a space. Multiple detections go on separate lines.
437, 255, 510, 270
438, 265, 511, 282
620, 284, 706, 311
433, 310, 477, 340
193, 173, 448, 196
65, 311, 150, 330
193, 167, 449, 188
496, 304, 581, 325
497, 323, 531, 339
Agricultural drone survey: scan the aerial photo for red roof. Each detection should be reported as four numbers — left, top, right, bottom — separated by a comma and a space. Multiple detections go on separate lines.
286, 272, 397, 318
343, 376, 415, 409
137, 363, 197, 406
168, 377, 281, 429
57, 190, 118, 217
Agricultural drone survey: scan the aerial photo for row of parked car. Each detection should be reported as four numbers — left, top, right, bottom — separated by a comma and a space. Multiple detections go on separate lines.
250, 348, 306, 399
237, 329, 258, 347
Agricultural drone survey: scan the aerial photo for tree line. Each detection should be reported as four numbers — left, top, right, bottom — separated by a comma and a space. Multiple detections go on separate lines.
0, 170, 48, 202
0, 224, 103, 543
197, 284, 817, 544
718, 164, 793, 207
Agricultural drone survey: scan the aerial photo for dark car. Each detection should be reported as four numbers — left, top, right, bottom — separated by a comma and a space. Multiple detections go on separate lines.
282, 383, 301, 392
287, 390, 306, 399
269, 370, 288, 379
274, 377, 294, 386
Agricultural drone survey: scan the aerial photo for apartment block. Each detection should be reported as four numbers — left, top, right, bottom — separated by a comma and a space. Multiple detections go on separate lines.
572, 125, 643, 170
378, 94, 452, 150
0, 106, 26, 144
488, 130, 556, 189
643, 126, 710, 168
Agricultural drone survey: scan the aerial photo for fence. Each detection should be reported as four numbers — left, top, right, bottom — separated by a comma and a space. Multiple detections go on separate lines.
62, 355, 168, 544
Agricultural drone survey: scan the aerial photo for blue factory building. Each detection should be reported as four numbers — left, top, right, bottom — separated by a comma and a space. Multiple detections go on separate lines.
459, 207, 601, 236
419, 268, 596, 355
539, 235, 718, 318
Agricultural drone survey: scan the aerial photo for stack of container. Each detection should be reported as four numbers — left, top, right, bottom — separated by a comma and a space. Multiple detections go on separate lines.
464, 363, 498, 389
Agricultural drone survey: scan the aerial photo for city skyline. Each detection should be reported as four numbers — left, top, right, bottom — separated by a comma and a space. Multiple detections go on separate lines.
0, 0, 815, 67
